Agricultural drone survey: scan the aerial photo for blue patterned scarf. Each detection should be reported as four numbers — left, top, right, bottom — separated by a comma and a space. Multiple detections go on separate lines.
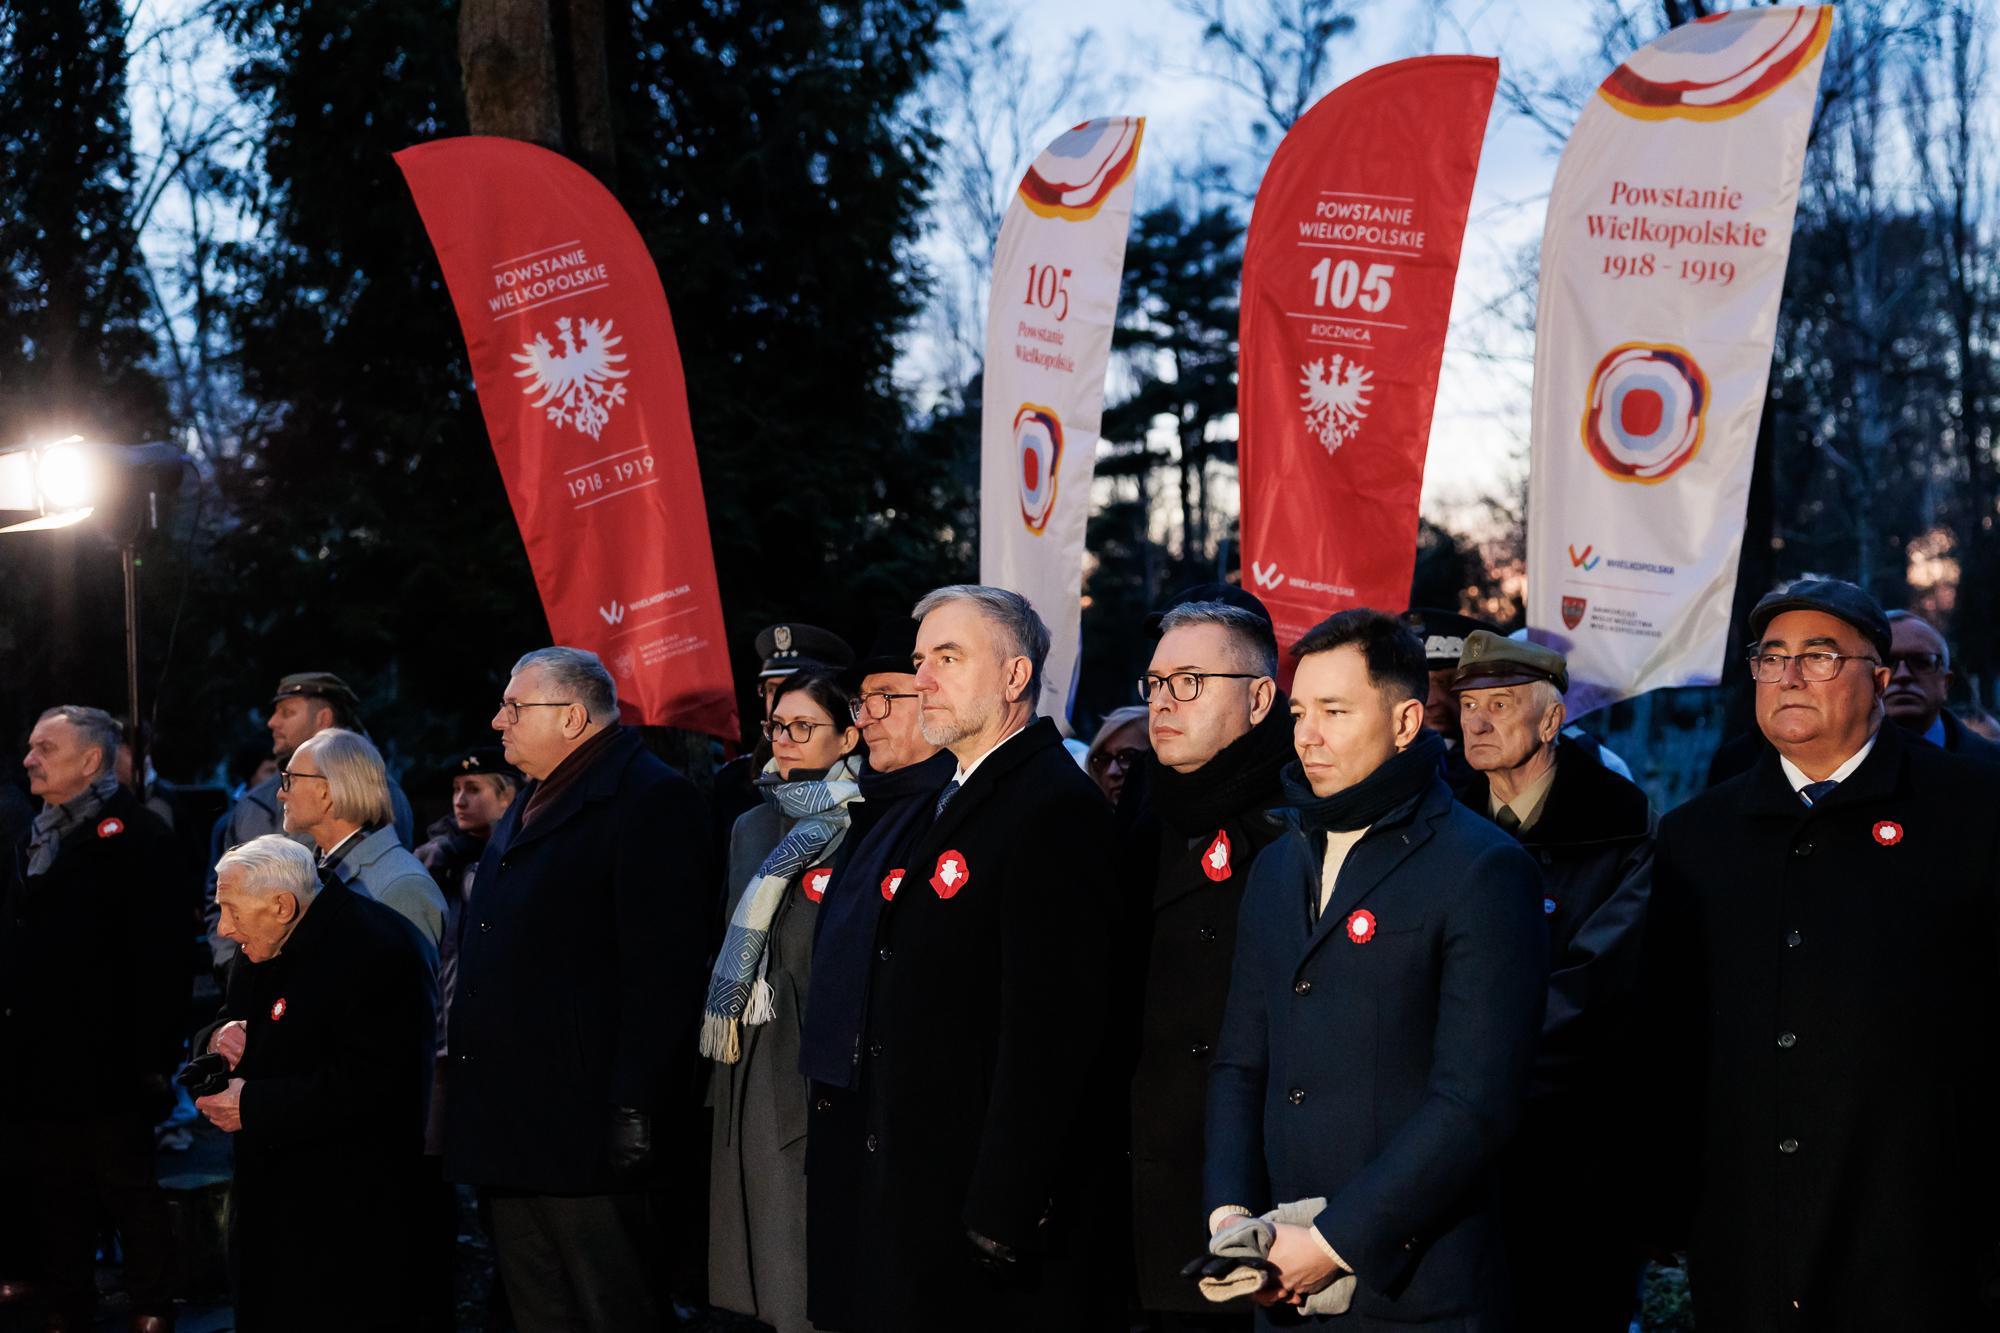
700, 754, 863, 1063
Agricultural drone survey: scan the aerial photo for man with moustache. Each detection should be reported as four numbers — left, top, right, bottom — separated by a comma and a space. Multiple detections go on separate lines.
804, 586, 1121, 1333
801, 617, 955, 1329
1200, 609, 1545, 1328
1121, 593, 1293, 1326
1881, 609, 2000, 763
1641, 580, 2000, 1329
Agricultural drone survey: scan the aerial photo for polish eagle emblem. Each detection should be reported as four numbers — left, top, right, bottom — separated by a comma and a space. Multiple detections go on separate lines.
1299, 356, 1374, 452
512, 316, 631, 439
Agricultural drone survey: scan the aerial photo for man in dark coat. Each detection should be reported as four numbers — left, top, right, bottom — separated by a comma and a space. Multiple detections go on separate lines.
804, 585, 1120, 1333
1453, 633, 1653, 1331
2, 706, 186, 1333
446, 646, 713, 1330
1122, 593, 1293, 1325
802, 618, 955, 1323
1204, 610, 1546, 1328
1883, 609, 2000, 764
1642, 578, 2000, 1331
194, 834, 436, 1332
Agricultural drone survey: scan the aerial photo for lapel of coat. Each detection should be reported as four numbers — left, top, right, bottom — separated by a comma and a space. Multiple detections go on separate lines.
499, 727, 640, 857
1297, 780, 1447, 967
1733, 723, 1904, 820
901, 718, 1061, 879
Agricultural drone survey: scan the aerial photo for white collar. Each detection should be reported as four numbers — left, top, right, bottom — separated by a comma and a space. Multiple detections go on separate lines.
951, 719, 1031, 787
1778, 728, 1878, 793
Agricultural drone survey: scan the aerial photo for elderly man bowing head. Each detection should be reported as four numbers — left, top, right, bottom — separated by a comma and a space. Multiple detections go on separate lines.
197, 834, 436, 1332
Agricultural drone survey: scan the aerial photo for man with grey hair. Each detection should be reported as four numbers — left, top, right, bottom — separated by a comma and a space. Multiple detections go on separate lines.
194, 833, 436, 1329
446, 645, 713, 1330
1451, 631, 1653, 1331
1122, 588, 1295, 1322
804, 586, 1122, 1333
3, 705, 186, 1332
1881, 609, 2000, 763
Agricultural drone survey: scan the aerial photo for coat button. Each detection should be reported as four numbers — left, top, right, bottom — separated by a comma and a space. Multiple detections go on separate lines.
869, 1041, 882, 1056
1198, 927, 1217, 943
479, 922, 492, 933
465, 986, 477, 999
1294, 980, 1311, 995
1779, 1138, 1799, 1154
866, 1134, 878, 1152
1787, 930, 1802, 947
1288, 1088, 1305, 1105
1778, 1032, 1797, 1048
1190, 1042, 1211, 1058
1794, 843, 1812, 856
878, 948, 892, 962
815, 1099, 831, 1113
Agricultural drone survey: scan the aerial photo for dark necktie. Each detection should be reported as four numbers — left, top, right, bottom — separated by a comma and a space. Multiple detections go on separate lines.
1494, 805, 1522, 834
935, 779, 960, 818
1799, 779, 1838, 807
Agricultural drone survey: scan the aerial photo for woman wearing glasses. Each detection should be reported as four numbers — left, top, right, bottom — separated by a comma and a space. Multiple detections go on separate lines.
1086, 704, 1152, 808
706, 668, 863, 1333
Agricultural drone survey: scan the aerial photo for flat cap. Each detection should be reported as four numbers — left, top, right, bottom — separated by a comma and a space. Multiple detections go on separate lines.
754, 623, 855, 679
450, 747, 521, 784
1403, 608, 1499, 669
1748, 578, 1892, 663
1142, 583, 1274, 638
1451, 630, 1569, 695
841, 618, 920, 691
272, 671, 360, 709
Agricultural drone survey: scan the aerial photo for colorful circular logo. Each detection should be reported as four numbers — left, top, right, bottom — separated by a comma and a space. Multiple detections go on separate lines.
1017, 117, 1145, 221
1580, 342, 1710, 485
1599, 7, 1831, 122
1015, 403, 1064, 535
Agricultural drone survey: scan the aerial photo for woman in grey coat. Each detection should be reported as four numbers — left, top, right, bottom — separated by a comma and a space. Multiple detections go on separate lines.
705, 669, 863, 1333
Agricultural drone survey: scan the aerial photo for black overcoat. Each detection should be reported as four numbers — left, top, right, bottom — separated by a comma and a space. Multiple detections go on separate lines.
197, 881, 437, 1332
1, 786, 188, 1117
1206, 779, 1547, 1328
444, 726, 713, 1194
1641, 723, 2000, 1332
1127, 798, 1289, 1311
803, 718, 1122, 1333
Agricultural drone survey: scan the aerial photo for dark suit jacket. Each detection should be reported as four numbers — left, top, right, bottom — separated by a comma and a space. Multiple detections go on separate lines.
1940, 708, 2000, 765
444, 726, 713, 1194
1, 786, 188, 1117
804, 718, 1121, 1333
198, 881, 436, 1331
1206, 778, 1546, 1326
1642, 723, 2000, 1331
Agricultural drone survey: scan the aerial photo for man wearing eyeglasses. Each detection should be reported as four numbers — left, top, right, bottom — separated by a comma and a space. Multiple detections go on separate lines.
1640, 578, 2000, 1330
1881, 609, 2000, 765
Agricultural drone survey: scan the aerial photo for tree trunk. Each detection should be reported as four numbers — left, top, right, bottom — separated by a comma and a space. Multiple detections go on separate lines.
459, 0, 562, 149
565, 0, 618, 191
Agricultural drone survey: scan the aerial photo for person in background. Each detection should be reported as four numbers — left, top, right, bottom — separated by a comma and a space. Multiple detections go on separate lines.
1201, 610, 1545, 1327
447, 647, 713, 1333
1124, 595, 1292, 1329
706, 668, 864, 1333
1881, 609, 2000, 763
802, 618, 956, 1329
1641, 578, 2000, 1329
1, 706, 186, 1333
1961, 706, 2000, 740
280, 728, 444, 955
806, 585, 1121, 1332
1087, 704, 1151, 808
114, 724, 175, 830
206, 672, 414, 971
1452, 632, 1654, 1331
1401, 607, 1495, 791
195, 835, 435, 1332
710, 624, 857, 845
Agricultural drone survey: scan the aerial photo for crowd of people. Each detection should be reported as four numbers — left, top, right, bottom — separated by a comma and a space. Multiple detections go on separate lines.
3, 574, 1998, 1333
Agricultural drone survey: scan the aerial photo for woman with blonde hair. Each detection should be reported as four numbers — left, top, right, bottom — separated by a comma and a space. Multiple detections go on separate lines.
1086, 704, 1152, 808
280, 728, 445, 953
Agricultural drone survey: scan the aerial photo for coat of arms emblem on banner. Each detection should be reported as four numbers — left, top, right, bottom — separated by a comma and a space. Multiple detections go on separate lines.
1562, 596, 1587, 630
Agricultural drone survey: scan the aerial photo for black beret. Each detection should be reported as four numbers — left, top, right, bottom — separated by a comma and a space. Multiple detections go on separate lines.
450, 747, 521, 784
841, 618, 920, 691
1401, 608, 1499, 669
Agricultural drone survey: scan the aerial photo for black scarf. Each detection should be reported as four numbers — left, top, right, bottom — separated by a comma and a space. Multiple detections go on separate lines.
1150, 699, 1296, 837
1280, 730, 1447, 832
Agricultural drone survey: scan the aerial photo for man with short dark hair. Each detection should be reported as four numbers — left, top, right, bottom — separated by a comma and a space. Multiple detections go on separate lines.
1642, 578, 2000, 1328
804, 586, 1121, 1333
1882, 609, 2000, 764
1453, 632, 1653, 1331
447, 646, 713, 1331
3, 706, 186, 1333
1201, 609, 1545, 1326
1123, 593, 1293, 1324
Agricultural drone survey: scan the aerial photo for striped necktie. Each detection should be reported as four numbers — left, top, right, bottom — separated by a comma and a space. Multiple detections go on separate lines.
1799, 779, 1838, 807
935, 779, 960, 818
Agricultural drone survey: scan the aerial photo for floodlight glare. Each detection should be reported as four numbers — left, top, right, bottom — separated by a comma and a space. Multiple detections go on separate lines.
36, 444, 96, 510
0, 508, 94, 535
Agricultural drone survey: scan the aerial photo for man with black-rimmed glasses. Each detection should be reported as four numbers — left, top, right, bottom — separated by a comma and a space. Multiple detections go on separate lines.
1641, 578, 2000, 1329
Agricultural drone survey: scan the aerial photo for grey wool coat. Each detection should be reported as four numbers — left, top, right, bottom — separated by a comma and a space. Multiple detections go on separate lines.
708, 798, 839, 1333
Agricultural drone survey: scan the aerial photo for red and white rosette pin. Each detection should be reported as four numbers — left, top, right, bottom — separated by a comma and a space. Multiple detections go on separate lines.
1346, 909, 1377, 944
1872, 820, 1904, 847
96, 817, 124, 838
270, 998, 287, 1021
802, 868, 832, 902
930, 850, 969, 899
1201, 830, 1233, 882
881, 869, 905, 901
